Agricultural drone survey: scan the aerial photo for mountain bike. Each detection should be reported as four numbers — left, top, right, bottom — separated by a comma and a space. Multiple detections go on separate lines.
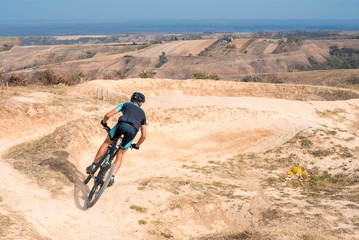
84, 123, 121, 208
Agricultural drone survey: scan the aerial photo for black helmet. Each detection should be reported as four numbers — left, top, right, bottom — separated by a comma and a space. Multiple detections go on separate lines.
131, 92, 145, 103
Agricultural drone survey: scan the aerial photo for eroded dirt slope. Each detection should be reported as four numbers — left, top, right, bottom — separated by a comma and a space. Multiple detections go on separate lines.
1, 79, 359, 239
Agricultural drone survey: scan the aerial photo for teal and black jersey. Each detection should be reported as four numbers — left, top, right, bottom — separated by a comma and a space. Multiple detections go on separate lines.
115, 102, 146, 132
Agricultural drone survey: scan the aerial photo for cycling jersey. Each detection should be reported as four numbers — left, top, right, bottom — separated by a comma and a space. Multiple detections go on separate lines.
115, 102, 146, 132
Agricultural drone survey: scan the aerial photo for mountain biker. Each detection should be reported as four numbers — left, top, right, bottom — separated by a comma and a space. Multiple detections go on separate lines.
86, 92, 146, 186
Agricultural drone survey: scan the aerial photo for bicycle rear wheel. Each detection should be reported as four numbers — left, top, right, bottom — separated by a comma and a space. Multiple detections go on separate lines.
86, 161, 114, 208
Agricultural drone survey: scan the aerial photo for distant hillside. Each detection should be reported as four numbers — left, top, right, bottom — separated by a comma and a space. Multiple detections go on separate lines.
0, 32, 359, 89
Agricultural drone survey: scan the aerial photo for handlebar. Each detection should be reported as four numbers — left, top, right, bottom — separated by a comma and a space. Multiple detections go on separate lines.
101, 120, 111, 133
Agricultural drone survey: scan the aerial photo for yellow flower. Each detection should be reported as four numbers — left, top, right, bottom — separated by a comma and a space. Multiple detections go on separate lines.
292, 166, 302, 175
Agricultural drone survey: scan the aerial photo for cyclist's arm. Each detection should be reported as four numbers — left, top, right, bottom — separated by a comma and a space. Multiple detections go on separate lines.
102, 108, 119, 124
135, 125, 146, 148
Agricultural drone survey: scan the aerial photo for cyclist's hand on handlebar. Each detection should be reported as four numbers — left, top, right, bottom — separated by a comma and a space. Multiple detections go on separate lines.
101, 120, 108, 127
100, 120, 111, 132
131, 144, 139, 150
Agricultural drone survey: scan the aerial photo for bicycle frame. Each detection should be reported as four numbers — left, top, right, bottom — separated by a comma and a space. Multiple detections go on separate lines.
88, 136, 122, 181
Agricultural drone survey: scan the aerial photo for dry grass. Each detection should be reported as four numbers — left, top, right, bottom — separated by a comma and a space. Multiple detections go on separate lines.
130, 205, 148, 213
141, 177, 239, 201
316, 108, 348, 122
0, 213, 13, 236
0, 210, 50, 240
138, 219, 148, 225
194, 229, 266, 240
134, 125, 358, 239
224, 128, 359, 239
182, 157, 244, 179
4, 119, 97, 196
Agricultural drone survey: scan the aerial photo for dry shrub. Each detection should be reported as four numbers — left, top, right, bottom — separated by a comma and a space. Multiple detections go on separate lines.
139, 69, 156, 78
242, 75, 264, 83
0, 71, 5, 84
192, 71, 220, 80
242, 73, 287, 84
103, 69, 128, 80
112, 69, 127, 79
7, 72, 29, 86
33, 68, 84, 86
102, 72, 113, 80
85, 69, 100, 80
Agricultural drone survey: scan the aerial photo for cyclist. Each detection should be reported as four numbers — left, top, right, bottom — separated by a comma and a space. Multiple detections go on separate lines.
86, 92, 146, 186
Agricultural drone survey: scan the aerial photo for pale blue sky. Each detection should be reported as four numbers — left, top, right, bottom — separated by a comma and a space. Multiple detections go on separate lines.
1, 0, 359, 22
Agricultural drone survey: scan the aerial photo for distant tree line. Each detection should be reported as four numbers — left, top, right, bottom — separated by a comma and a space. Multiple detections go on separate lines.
291, 46, 359, 71
19, 36, 107, 45
155, 52, 168, 68
329, 46, 359, 57
257, 31, 359, 40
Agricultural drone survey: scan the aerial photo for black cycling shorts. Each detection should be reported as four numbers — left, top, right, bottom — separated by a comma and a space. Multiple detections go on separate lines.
109, 122, 137, 149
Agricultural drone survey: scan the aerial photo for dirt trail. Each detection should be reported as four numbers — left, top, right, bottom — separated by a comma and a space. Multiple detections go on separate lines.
1, 79, 359, 239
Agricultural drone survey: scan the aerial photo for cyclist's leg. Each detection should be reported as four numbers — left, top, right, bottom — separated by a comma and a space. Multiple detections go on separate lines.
112, 123, 136, 176
113, 148, 128, 176
93, 135, 113, 164
92, 123, 119, 164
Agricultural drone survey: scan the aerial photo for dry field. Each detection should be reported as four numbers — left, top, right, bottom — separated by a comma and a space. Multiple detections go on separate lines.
133, 40, 217, 57
0, 79, 359, 239
232, 39, 250, 49
1, 37, 359, 82
263, 43, 278, 54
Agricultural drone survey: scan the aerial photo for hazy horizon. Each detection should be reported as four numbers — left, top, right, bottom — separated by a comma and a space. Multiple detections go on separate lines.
1, 19, 359, 37
1, 0, 359, 22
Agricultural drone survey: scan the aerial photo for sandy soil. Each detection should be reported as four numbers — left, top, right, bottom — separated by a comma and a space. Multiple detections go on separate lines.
1, 79, 359, 239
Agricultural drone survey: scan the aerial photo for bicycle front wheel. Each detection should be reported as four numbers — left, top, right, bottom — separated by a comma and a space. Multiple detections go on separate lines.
86, 161, 114, 208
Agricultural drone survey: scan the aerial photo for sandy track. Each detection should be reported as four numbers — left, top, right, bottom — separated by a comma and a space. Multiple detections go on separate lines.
67, 78, 359, 101
1, 79, 359, 239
